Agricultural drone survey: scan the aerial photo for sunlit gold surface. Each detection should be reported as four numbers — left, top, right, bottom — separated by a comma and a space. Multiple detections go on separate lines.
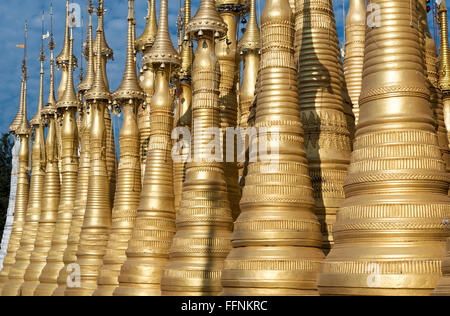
2, 34, 47, 295
35, 32, 80, 296
221, 0, 323, 296
161, 0, 233, 296
238, 0, 260, 181
344, 0, 365, 125
115, 0, 179, 296
64, 26, 112, 296
318, 0, 450, 296
0, 60, 31, 293
295, 0, 351, 251
95, 0, 144, 296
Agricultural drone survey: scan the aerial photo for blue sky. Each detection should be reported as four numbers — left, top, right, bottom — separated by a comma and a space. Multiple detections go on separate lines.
0, 0, 447, 136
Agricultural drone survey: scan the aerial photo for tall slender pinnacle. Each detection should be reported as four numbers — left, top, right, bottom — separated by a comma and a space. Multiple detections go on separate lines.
30, 12, 46, 126
57, 29, 80, 110
94, 0, 144, 296
115, 0, 180, 296
65, 30, 111, 296
0, 22, 31, 294
2, 15, 47, 296
57, 0, 78, 99
136, 0, 158, 52
43, 3, 57, 116
78, 1, 95, 93
53, 2, 95, 297
93, 0, 113, 59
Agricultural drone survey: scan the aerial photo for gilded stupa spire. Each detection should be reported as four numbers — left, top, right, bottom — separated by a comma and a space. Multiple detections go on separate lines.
186, 0, 227, 37
30, 12, 46, 126
180, 0, 193, 78
85, 28, 110, 101
15, 22, 31, 137
42, 3, 57, 117
136, 0, 158, 53
78, 0, 95, 93
93, 0, 113, 59
112, 0, 145, 102
57, 28, 80, 110
239, 0, 261, 51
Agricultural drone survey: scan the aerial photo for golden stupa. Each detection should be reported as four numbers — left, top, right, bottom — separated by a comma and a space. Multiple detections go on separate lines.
94, 0, 145, 296
0, 23, 32, 295
2, 15, 47, 296
3, 0, 450, 298
318, 0, 450, 296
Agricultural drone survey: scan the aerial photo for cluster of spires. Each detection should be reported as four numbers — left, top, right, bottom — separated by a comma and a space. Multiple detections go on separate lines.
0, 0, 449, 296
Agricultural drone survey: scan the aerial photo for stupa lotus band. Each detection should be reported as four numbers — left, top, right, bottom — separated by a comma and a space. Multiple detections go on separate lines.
0, 0, 450, 297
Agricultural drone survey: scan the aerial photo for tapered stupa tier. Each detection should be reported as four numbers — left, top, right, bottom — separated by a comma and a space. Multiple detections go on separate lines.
64, 35, 111, 296
136, 0, 158, 52
114, 0, 179, 296
53, 109, 91, 296
78, 2, 95, 94
318, 0, 450, 296
160, 0, 233, 296
94, 0, 143, 296
221, 0, 323, 296
294, 0, 351, 251
215, 0, 247, 221
344, 0, 365, 125
9, 80, 26, 134
35, 33, 80, 296
174, 0, 193, 212
2, 29, 47, 295
57, 0, 78, 100
238, 0, 260, 179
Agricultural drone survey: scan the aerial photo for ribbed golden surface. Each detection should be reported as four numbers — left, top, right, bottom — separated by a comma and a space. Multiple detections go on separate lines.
344, 0, 365, 125
115, 0, 179, 296
161, 0, 232, 296
21, 119, 60, 296
318, 0, 450, 296
221, 0, 324, 296
64, 101, 111, 296
0, 134, 30, 293
418, 0, 450, 173
9, 80, 26, 134
238, 0, 260, 179
138, 68, 154, 181
137, 0, 158, 181
105, 109, 117, 207
295, 0, 351, 251
95, 1, 143, 296
53, 108, 91, 296
432, 237, 450, 295
216, 10, 241, 221
2, 125, 45, 296
95, 103, 141, 296
174, 0, 193, 213
35, 109, 79, 296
